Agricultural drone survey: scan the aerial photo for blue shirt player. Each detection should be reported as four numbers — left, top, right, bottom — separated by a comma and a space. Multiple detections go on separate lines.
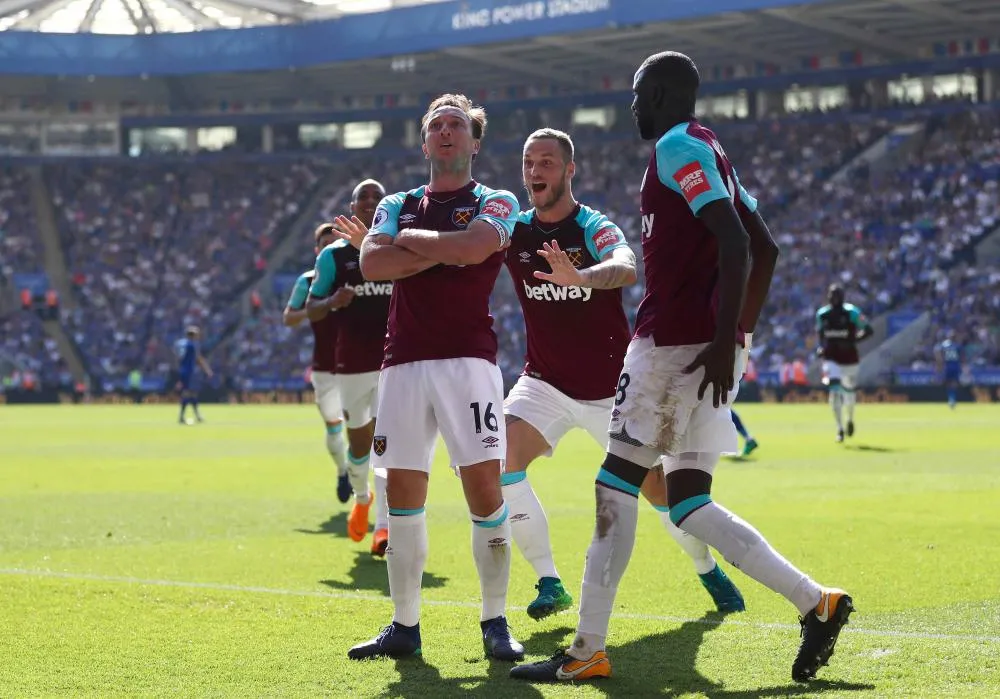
937, 337, 963, 409
176, 325, 212, 424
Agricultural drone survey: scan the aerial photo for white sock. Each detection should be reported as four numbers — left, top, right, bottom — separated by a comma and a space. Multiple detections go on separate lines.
502, 474, 559, 580
387, 509, 428, 627
677, 499, 822, 615
830, 391, 843, 430
348, 450, 371, 505
656, 506, 717, 575
570, 484, 639, 660
374, 471, 389, 530
844, 390, 856, 422
471, 502, 512, 622
326, 424, 348, 476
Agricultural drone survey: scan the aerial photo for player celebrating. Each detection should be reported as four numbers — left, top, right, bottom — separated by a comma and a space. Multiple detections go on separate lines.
308, 179, 392, 554
341, 94, 523, 662
176, 325, 212, 424
936, 334, 963, 409
503, 128, 745, 621
283, 224, 352, 503
511, 52, 852, 685
816, 284, 873, 441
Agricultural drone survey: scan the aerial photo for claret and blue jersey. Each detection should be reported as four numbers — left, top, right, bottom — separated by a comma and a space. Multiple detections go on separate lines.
635, 120, 757, 347
368, 180, 520, 368
506, 203, 632, 400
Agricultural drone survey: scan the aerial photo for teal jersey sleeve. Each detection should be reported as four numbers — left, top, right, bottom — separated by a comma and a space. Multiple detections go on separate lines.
473, 187, 520, 248
846, 304, 867, 329
815, 306, 827, 332
578, 206, 629, 261
369, 192, 406, 239
655, 126, 733, 215
309, 245, 338, 298
731, 167, 759, 213
286, 272, 311, 310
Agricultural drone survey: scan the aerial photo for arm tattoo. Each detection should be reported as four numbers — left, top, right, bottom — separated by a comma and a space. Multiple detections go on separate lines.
578, 247, 637, 289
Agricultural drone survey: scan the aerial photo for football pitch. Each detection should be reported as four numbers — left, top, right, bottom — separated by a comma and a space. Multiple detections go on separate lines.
2, 403, 998, 697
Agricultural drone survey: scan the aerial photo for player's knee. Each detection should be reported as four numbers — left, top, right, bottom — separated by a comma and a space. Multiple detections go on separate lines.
596, 453, 649, 497
459, 460, 503, 514
664, 468, 713, 510
386, 469, 429, 510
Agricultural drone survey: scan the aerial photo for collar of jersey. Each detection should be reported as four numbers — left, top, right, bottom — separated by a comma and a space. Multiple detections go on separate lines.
532, 203, 581, 233
425, 180, 477, 203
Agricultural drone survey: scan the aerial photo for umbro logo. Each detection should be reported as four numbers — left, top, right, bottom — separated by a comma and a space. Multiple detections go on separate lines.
346, 261, 358, 270
399, 213, 416, 225
519, 251, 532, 263
482, 436, 500, 447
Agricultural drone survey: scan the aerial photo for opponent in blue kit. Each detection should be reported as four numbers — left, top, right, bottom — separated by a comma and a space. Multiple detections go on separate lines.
176, 325, 212, 425
937, 336, 963, 408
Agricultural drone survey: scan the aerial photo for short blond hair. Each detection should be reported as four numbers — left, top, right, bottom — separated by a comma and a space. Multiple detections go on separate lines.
421, 93, 488, 141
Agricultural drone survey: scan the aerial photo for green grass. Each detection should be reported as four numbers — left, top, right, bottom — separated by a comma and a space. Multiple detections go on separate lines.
2, 403, 999, 697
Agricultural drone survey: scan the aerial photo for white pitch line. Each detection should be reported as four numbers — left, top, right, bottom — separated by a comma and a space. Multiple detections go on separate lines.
3, 568, 998, 644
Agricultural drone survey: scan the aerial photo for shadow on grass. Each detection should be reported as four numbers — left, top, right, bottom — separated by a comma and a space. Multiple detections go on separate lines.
295, 512, 351, 539
844, 444, 899, 453
376, 653, 546, 699
319, 551, 448, 596
594, 612, 875, 698
360, 612, 873, 698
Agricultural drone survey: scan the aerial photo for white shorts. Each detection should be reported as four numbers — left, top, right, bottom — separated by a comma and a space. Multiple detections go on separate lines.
339, 371, 380, 429
371, 357, 505, 472
503, 375, 613, 456
822, 361, 859, 390
608, 337, 746, 459
310, 371, 342, 423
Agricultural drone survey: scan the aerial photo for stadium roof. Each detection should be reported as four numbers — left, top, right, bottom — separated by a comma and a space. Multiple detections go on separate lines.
0, 0, 996, 103
0, 0, 447, 33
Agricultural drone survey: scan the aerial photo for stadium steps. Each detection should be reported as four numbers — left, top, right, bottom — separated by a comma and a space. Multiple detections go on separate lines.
828, 122, 926, 184
209, 171, 350, 354
858, 311, 931, 385
26, 166, 87, 383
255, 179, 350, 289
972, 223, 1000, 265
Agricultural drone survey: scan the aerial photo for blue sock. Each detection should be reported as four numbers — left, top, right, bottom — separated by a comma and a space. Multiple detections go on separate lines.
947, 388, 956, 404
191, 398, 201, 416
179, 398, 188, 419
731, 410, 750, 440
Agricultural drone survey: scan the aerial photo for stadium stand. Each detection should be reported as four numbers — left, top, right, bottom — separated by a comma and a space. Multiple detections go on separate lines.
2, 0, 999, 396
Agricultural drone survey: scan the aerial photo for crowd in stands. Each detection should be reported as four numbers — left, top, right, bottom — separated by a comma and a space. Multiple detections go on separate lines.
1, 103, 998, 392
0, 310, 71, 390
0, 167, 42, 282
44, 158, 333, 389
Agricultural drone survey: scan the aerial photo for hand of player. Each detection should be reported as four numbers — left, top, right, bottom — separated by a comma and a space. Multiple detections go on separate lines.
684, 340, 737, 408
332, 215, 368, 250
327, 286, 355, 310
533, 240, 584, 287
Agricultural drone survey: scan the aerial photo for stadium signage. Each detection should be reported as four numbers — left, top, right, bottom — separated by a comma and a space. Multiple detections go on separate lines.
452, 0, 611, 31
